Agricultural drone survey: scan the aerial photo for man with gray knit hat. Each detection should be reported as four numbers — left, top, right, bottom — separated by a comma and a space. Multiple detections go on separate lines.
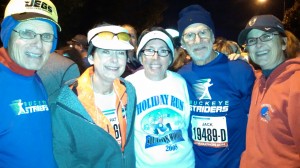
0, 0, 60, 167
177, 4, 255, 168
238, 15, 300, 168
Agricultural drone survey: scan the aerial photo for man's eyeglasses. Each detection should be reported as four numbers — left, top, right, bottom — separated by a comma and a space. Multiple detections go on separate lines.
93, 31, 131, 42
183, 29, 211, 42
13, 29, 55, 42
142, 49, 170, 57
246, 33, 279, 46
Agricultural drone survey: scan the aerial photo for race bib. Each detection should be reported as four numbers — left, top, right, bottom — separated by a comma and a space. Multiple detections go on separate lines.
105, 110, 122, 145
191, 115, 228, 148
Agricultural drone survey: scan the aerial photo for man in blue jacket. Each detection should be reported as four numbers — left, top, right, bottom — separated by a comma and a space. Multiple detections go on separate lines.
0, 0, 61, 167
177, 4, 255, 168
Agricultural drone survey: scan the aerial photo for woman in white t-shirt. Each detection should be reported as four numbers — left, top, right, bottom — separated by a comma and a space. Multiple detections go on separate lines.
126, 27, 195, 168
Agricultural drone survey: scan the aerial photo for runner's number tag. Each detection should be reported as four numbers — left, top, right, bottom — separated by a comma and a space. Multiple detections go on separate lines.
191, 116, 228, 148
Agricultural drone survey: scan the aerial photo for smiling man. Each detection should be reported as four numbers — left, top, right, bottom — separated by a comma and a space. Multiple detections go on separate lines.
238, 14, 300, 168
0, 0, 60, 167
177, 4, 255, 168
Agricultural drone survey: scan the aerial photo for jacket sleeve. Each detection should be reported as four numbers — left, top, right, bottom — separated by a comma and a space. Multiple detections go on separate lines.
49, 87, 80, 168
287, 72, 300, 155
50, 102, 76, 168
229, 60, 255, 114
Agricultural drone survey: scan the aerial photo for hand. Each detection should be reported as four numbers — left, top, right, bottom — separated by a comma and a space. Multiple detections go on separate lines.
228, 53, 241, 60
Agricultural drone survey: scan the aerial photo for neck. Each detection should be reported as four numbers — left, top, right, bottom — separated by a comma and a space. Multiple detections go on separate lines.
92, 74, 114, 95
194, 50, 218, 66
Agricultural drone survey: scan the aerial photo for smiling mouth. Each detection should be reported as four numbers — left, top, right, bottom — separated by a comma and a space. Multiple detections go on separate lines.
106, 66, 119, 71
150, 64, 162, 69
193, 46, 206, 52
256, 50, 268, 57
25, 52, 43, 58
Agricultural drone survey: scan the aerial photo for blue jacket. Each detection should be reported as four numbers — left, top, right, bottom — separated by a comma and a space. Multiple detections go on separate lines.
49, 76, 136, 168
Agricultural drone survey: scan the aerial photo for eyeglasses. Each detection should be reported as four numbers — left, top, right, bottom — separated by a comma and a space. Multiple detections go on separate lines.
183, 29, 211, 42
246, 33, 279, 46
142, 49, 170, 57
97, 48, 127, 58
13, 29, 55, 42
93, 31, 131, 41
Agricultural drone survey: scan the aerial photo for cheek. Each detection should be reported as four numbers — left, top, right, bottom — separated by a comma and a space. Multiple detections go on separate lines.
119, 57, 127, 66
43, 43, 53, 52
9, 40, 25, 59
248, 51, 256, 61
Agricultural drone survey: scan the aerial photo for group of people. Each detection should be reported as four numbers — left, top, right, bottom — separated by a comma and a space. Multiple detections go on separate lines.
0, 0, 299, 168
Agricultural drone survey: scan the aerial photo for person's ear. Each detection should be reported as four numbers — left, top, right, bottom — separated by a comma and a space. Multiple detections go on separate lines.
282, 37, 287, 50
88, 55, 94, 65
180, 39, 187, 50
138, 53, 144, 65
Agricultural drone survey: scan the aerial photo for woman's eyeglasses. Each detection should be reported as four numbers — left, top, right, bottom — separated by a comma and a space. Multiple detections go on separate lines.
246, 33, 279, 46
142, 49, 170, 57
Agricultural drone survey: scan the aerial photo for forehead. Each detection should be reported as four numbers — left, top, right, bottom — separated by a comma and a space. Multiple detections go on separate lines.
96, 48, 125, 52
247, 29, 270, 38
15, 20, 53, 32
144, 39, 168, 48
184, 23, 211, 33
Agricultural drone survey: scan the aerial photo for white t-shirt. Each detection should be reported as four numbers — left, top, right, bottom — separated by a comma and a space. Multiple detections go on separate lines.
126, 70, 195, 168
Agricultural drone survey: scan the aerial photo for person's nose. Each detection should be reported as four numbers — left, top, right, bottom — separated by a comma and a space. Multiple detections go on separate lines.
152, 51, 159, 59
32, 35, 43, 48
255, 38, 263, 48
194, 34, 201, 43
110, 52, 119, 62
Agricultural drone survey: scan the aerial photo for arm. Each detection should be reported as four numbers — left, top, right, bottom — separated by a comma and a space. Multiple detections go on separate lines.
287, 72, 300, 155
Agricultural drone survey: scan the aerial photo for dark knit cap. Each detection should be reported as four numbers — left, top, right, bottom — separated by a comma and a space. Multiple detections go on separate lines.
177, 4, 215, 39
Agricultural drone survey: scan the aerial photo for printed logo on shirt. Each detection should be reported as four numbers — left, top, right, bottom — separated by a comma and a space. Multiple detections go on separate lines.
260, 104, 274, 123
136, 95, 186, 151
193, 79, 213, 100
190, 79, 229, 113
10, 99, 49, 115
142, 108, 184, 150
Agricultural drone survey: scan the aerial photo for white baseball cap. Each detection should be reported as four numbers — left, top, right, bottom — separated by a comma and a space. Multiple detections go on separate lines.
4, 0, 61, 31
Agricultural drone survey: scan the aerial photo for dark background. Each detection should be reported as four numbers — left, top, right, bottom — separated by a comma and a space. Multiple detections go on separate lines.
0, 0, 297, 48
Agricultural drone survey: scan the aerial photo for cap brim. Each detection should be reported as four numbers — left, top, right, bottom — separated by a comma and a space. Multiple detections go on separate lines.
238, 27, 281, 45
12, 13, 61, 31
91, 39, 134, 50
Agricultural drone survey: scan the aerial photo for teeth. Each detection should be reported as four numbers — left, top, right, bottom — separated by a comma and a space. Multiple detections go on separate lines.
256, 51, 268, 56
150, 64, 161, 68
26, 52, 42, 58
106, 66, 118, 70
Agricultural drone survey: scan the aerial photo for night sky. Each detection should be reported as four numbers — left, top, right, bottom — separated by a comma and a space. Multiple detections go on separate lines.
77, 0, 295, 40
0, 0, 296, 46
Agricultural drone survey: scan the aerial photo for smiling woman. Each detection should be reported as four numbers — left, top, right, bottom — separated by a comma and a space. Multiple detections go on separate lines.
126, 27, 195, 168
49, 23, 137, 168
238, 14, 300, 168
